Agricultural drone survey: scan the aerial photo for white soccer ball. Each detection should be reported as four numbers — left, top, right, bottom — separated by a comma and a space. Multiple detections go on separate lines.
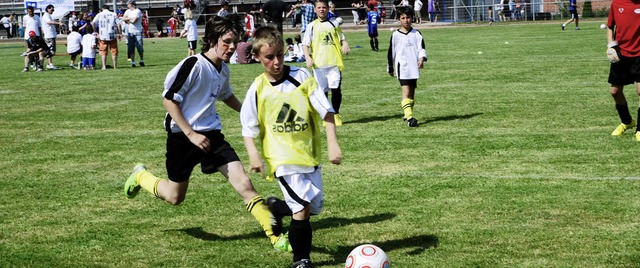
336, 17, 343, 25
345, 244, 390, 268
600, 23, 607, 29
389, 27, 395, 32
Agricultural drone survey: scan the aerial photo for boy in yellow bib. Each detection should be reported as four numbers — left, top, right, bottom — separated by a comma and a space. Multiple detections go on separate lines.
241, 26, 343, 268
302, 0, 350, 126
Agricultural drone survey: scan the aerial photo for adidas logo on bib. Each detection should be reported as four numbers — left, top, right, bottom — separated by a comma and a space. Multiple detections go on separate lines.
272, 103, 309, 133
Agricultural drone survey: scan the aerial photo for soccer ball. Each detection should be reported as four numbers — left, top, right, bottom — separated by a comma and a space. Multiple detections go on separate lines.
600, 23, 607, 29
335, 17, 343, 25
389, 27, 395, 32
345, 244, 390, 268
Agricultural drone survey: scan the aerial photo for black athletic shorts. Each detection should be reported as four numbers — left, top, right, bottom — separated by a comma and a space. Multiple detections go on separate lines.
608, 56, 640, 86
399, 79, 417, 87
165, 130, 240, 182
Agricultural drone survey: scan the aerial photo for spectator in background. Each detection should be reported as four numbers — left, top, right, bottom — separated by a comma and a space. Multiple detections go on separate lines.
261, 0, 289, 34
245, 9, 256, 37
68, 12, 77, 31
78, 12, 90, 35
427, 0, 435, 22
2, 14, 12, 38
168, 14, 179, 37
42, 5, 64, 70
23, 6, 41, 42
180, 9, 198, 56
414, 0, 423, 23
142, 11, 150, 38
357, 0, 368, 24
66, 25, 82, 68
287, 0, 302, 29
218, 1, 230, 17
92, 4, 121, 69
122, 0, 145, 67
351, 0, 361, 24
22, 30, 47, 72
155, 16, 164, 37
298, 0, 316, 32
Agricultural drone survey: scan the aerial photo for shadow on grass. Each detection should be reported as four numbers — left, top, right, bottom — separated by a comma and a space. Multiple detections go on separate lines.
313, 234, 439, 266
422, 113, 483, 125
167, 213, 397, 242
346, 112, 482, 126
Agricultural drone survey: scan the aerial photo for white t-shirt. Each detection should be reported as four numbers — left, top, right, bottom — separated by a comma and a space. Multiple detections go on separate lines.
92, 9, 119, 41
123, 8, 143, 34
41, 12, 57, 39
68, 15, 76, 29
81, 34, 97, 58
23, 14, 41, 40
388, 28, 428, 80
184, 19, 197, 41
66, 31, 82, 53
162, 53, 234, 133
414, 0, 423, 11
0, 17, 10, 28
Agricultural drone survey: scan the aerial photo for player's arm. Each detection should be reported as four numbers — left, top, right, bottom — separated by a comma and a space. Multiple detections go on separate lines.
606, 23, 620, 63
418, 36, 427, 68
163, 98, 211, 152
302, 28, 314, 69
240, 85, 264, 175
387, 35, 394, 76
222, 94, 242, 112
339, 32, 350, 55
323, 112, 342, 165
308, 77, 341, 165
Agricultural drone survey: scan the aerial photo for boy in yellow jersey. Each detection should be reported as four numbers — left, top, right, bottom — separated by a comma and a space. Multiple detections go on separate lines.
123, 16, 290, 252
302, 0, 350, 126
241, 26, 343, 268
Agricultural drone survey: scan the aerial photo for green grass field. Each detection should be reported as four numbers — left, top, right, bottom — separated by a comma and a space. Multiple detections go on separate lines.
2, 21, 640, 267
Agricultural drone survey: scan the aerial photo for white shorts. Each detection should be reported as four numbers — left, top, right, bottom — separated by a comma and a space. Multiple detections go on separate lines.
277, 167, 323, 215
313, 66, 342, 92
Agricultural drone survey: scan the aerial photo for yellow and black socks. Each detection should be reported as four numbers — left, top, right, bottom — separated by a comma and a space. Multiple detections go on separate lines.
137, 170, 164, 198
289, 218, 312, 262
402, 98, 415, 120
246, 196, 279, 244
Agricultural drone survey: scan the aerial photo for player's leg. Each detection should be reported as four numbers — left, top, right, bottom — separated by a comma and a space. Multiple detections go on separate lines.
610, 58, 636, 136
99, 41, 108, 69
136, 34, 145, 66
290, 205, 312, 267
635, 83, 640, 141
374, 37, 379, 51
574, 13, 579, 29
111, 42, 118, 69
401, 80, 418, 126
218, 160, 283, 247
127, 34, 135, 66
370, 37, 375, 50
328, 68, 343, 125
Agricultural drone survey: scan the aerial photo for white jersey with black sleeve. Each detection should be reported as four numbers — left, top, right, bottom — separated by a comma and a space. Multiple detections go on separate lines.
387, 28, 428, 80
162, 53, 234, 133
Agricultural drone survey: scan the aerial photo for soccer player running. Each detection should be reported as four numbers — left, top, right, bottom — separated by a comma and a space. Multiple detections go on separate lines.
241, 26, 342, 268
561, 0, 579, 30
387, 8, 428, 127
302, 0, 350, 126
606, 0, 640, 140
123, 15, 290, 252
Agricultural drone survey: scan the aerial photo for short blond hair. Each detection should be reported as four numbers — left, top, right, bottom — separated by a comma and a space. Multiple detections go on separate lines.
184, 9, 193, 20
251, 26, 284, 56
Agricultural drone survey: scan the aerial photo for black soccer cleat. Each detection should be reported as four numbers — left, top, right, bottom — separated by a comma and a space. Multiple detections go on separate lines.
267, 196, 284, 236
407, 118, 418, 127
291, 259, 313, 268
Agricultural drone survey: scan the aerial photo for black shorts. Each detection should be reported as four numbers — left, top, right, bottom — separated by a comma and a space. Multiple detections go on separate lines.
399, 79, 417, 87
188, 40, 197, 50
608, 56, 640, 86
165, 130, 240, 182
569, 10, 578, 19
69, 48, 82, 58
45, 38, 56, 57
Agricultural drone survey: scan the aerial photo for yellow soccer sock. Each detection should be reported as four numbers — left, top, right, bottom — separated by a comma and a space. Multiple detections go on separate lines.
137, 171, 164, 198
402, 98, 415, 119
246, 195, 278, 244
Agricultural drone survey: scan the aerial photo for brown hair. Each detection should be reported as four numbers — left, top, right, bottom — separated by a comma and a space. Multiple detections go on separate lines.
201, 14, 245, 52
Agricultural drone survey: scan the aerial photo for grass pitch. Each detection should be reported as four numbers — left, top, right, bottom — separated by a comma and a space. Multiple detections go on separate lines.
1, 21, 639, 267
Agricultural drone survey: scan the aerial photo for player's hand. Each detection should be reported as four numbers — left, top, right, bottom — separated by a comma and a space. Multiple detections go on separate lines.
187, 132, 211, 152
328, 144, 342, 165
341, 43, 350, 55
607, 41, 621, 63
248, 155, 265, 178
306, 58, 314, 69
418, 58, 425, 69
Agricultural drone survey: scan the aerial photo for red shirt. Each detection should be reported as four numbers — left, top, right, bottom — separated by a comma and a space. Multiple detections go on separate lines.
168, 17, 178, 28
607, 0, 640, 57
